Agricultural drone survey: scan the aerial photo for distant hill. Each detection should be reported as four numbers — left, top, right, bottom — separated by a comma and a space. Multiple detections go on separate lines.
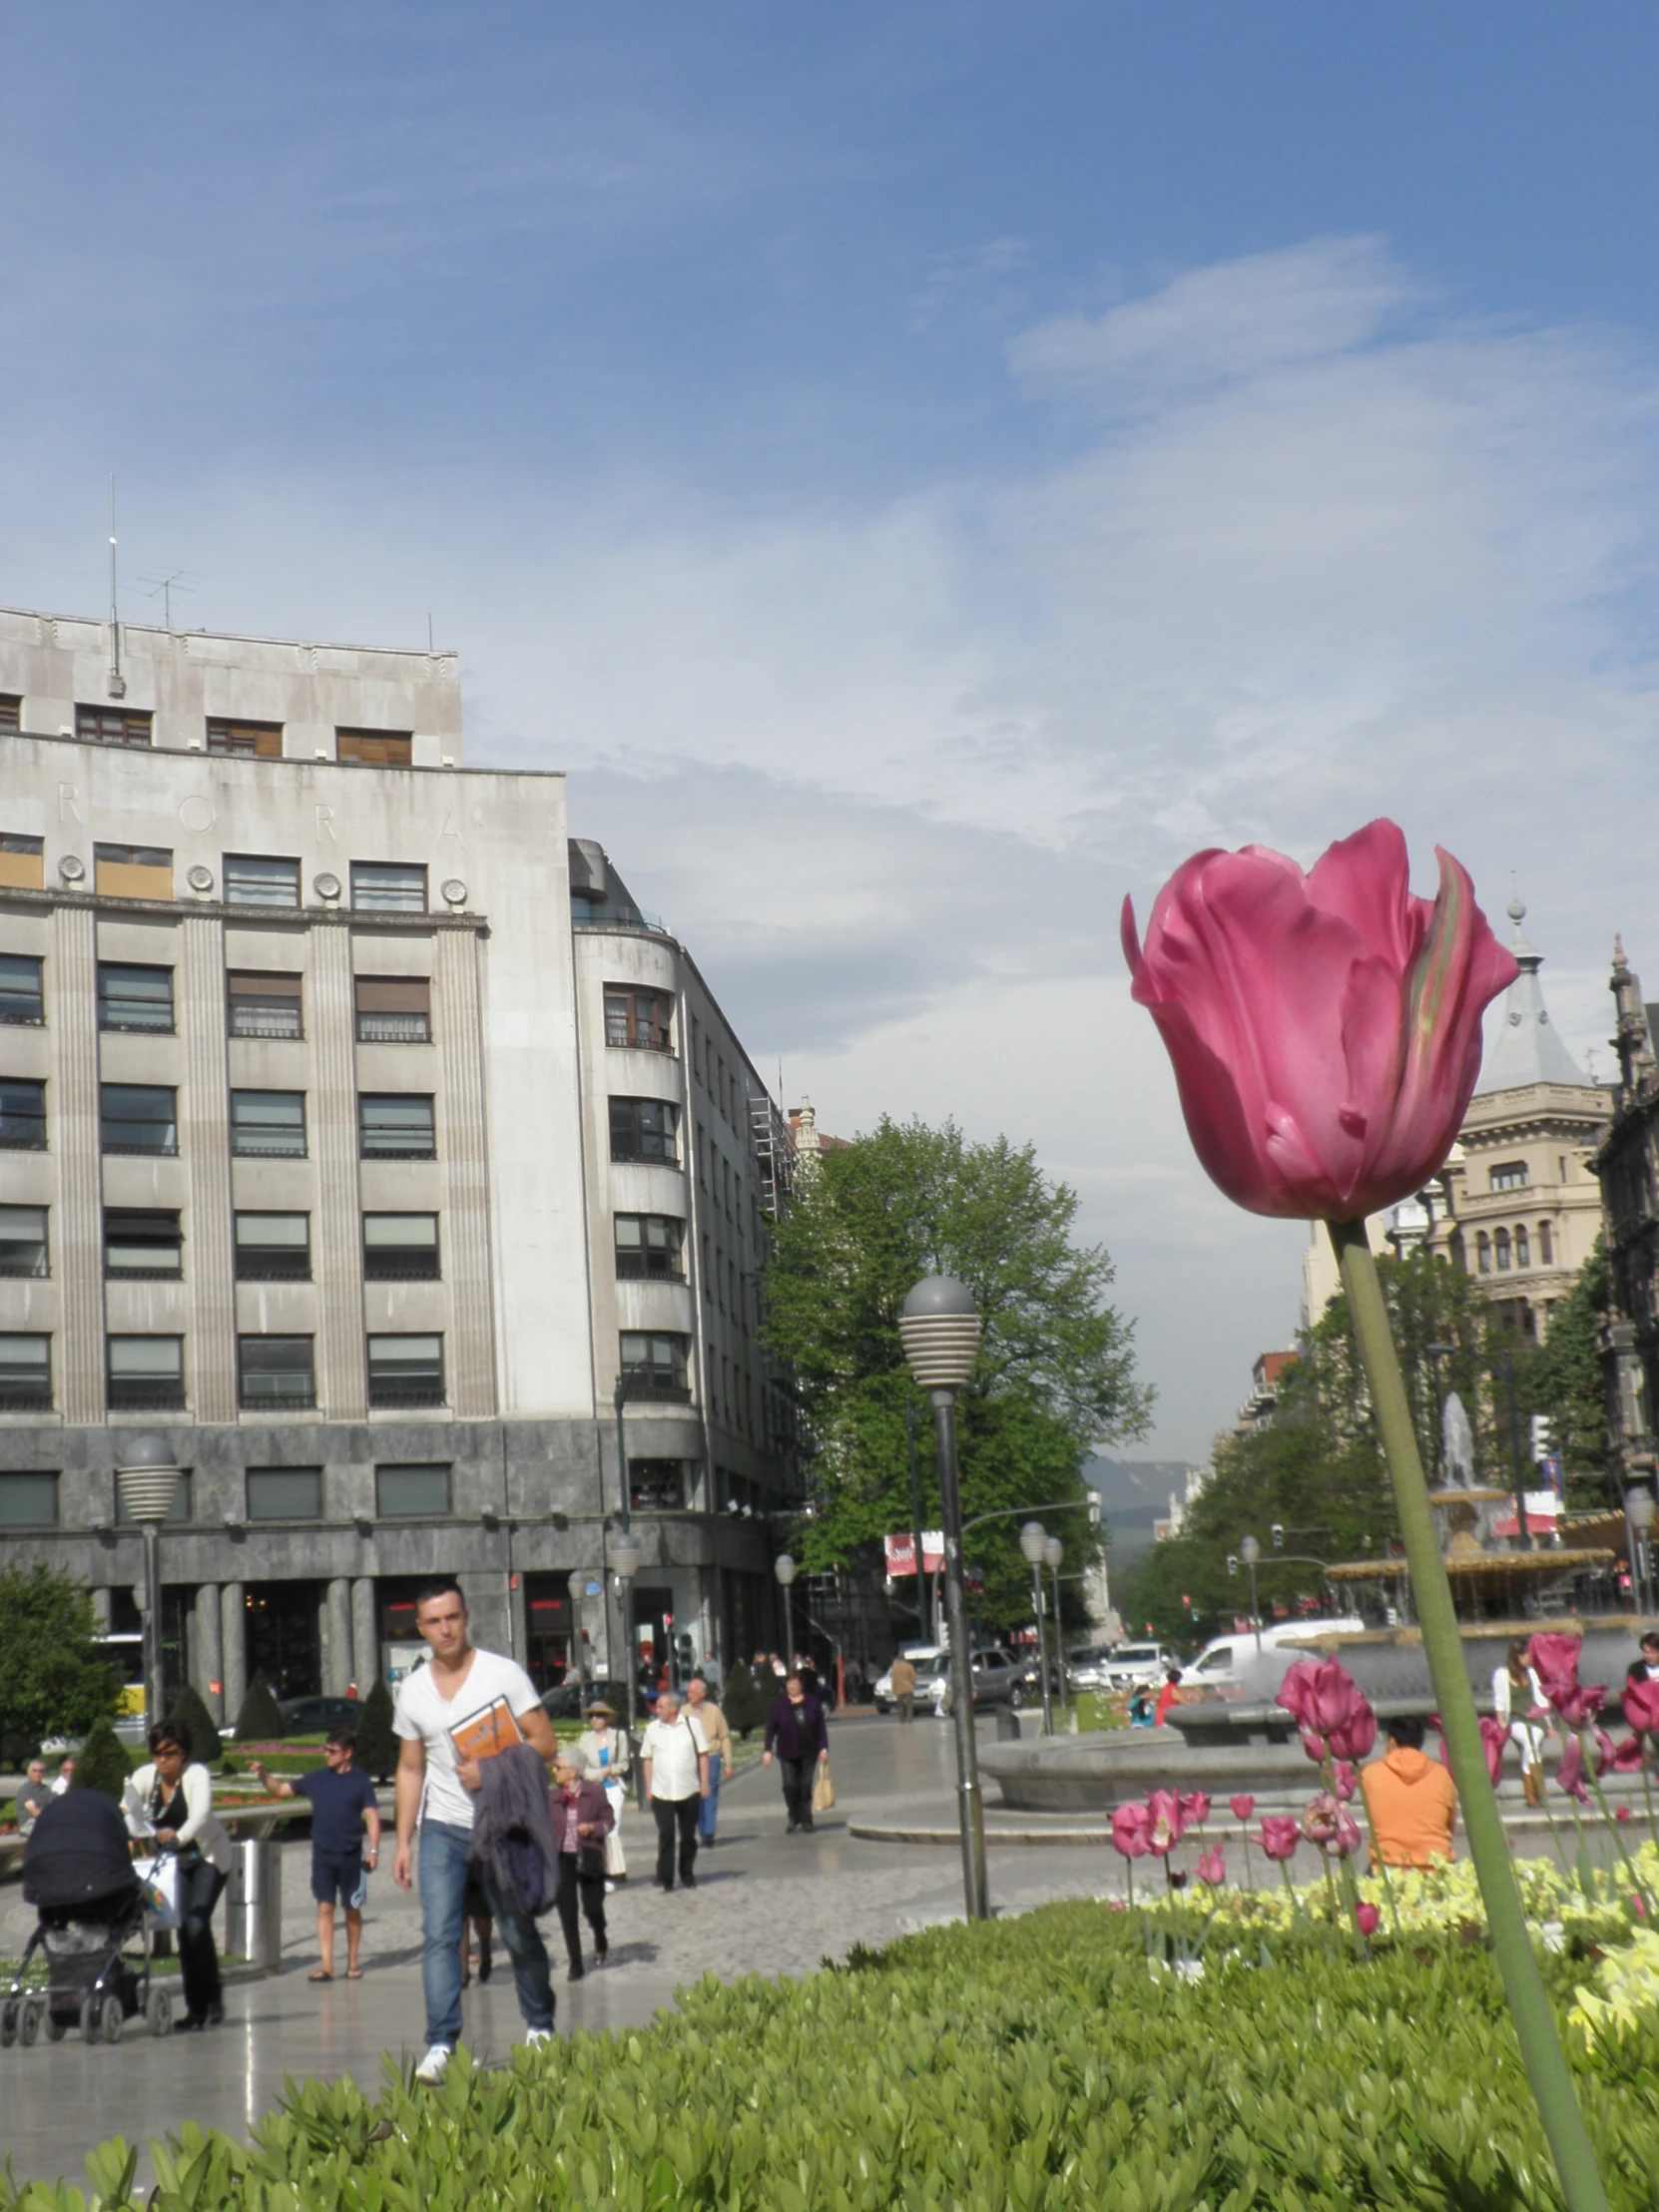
1083, 1455, 1195, 1562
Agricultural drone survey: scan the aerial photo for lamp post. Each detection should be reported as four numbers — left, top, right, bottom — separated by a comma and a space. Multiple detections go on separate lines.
903, 1396, 930, 1638
898, 1275, 987, 1920
1044, 1535, 1068, 1725
774, 1550, 797, 1667
609, 1525, 642, 1792
116, 1437, 182, 1730
1627, 1485, 1655, 1615
1019, 1521, 1053, 1736
1240, 1533, 1263, 1653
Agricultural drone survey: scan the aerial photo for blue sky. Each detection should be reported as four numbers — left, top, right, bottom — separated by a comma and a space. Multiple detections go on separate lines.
5, 7, 1659, 1457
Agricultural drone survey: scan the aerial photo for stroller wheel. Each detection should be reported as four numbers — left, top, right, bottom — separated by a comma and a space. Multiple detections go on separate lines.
146, 1986, 173, 2038
0, 1999, 18, 2047
18, 1999, 41, 2047
43, 2005, 68, 2042
80, 1996, 100, 2045
99, 1993, 124, 2045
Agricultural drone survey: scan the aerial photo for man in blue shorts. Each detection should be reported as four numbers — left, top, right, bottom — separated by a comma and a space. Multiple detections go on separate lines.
252, 1728, 381, 1979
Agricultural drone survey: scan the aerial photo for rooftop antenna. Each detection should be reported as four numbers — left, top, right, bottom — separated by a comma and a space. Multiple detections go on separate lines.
107, 475, 125, 698
427, 611, 434, 652
137, 569, 202, 631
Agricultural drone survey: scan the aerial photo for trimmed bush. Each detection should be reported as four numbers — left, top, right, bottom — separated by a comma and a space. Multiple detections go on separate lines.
721, 1659, 768, 1740
232, 1670, 283, 1742
163, 1682, 226, 1769
68, 1718, 131, 1801
352, 1676, 398, 1783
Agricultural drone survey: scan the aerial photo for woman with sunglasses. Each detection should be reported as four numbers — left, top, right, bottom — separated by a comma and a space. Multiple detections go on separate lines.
122, 1717, 234, 2029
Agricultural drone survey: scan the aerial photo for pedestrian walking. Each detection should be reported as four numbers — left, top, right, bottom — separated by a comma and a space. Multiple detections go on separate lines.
389, 1577, 560, 2085
577, 1702, 630, 1880
888, 1655, 917, 1722
640, 1688, 709, 1891
685, 1676, 732, 1847
550, 1746, 612, 1976
763, 1672, 830, 1834
121, 1718, 233, 2030
251, 1727, 381, 1979
15, 1760, 50, 1838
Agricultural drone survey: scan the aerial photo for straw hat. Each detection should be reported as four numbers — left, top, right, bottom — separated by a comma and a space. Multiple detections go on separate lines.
584, 1700, 617, 1721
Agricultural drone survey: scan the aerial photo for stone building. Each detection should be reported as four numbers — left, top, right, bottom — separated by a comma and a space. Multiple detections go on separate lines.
1590, 937, 1659, 1473
0, 605, 796, 1717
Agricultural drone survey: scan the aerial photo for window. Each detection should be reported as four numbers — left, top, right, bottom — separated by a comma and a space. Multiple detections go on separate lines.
628, 1458, 689, 1512
0, 1336, 51, 1409
1476, 1231, 1491, 1276
223, 853, 300, 907
618, 1331, 691, 1402
358, 1093, 434, 1158
1515, 1223, 1531, 1269
0, 952, 43, 1024
1540, 1220, 1554, 1265
230, 1089, 306, 1158
614, 1214, 685, 1281
115, 1471, 192, 1525
101, 1084, 178, 1155
1490, 1161, 1530, 1192
363, 1213, 439, 1280
239, 1337, 316, 1411
0, 833, 44, 891
93, 842, 172, 899
98, 962, 173, 1033
355, 975, 431, 1043
247, 1467, 322, 1520
350, 860, 426, 912
336, 729, 413, 768
228, 970, 301, 1039
107, 1337, 184, 1411
367, 1334, 445, 1408
603, 987, 674, 1051
0, 1077, 46, 1149
1495, 1227, 1512, 1271
609, 1096, 679, 1164
0, 695, 18, 731
375, 1461, 451, 1516
234, 1212, 310, 1281
207, 719, 283, 760
0, 1206, 47, 1278
0, 1472, 57, 1525
77, 705, 152, 749
105, 1209, 183, 1279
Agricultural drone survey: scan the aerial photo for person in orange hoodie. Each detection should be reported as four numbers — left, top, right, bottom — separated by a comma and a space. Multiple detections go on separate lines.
1360, 1714, 1457, 1868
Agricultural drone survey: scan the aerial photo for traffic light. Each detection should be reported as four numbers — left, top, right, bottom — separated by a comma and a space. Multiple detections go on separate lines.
674, 1632, 696, 1676
1530, 1415, 1553, 1463
1226, 1554, 1239, 1578
1271, 1523, 1285, 1551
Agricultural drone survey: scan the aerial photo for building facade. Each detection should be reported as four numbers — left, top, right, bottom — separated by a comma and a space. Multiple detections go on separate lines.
1591, 937, 1659, 1478
0, 606, 796, 1717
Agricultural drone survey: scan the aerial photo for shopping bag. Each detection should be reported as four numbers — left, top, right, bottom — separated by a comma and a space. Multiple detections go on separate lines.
812, 1762, 836, 1814
134, 1854, 181, 1929
603, 1781, 628, 1877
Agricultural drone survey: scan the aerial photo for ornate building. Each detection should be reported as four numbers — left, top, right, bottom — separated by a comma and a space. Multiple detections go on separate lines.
1590, 938, 1659, 1471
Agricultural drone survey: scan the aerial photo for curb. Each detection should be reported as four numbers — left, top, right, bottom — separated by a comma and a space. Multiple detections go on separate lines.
851, 1810, 1590, 1848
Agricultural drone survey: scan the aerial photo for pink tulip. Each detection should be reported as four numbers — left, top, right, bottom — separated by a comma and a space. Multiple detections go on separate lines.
1599, 1732, 1645, 1777
1478, 1716, 1507, 1784
1121, 821, 1515, 1222
1328, 1701, 1379, 1764
1624, 1678, 1659, 1736
1617, 1807, 1633, 1825
1635, 1893, 1649, 1919
1146, 1790, 1185, 1856
1332, 1809, 1364, 1859
1230, 1795, 1256, 1822
1178, 1791, 1212, 1830
1332, 1761, 1358, 1803
1278, 1659, 1366, 1742
1196, 1847, 1226, 1889
1554, 1735, 1590, 1806
1111, 1803, 1154, 1860
1355, 1902, 1381, 1937
1552, 1683, 1607, 1729
1259, 1816, 1301, 1863
1528, 1633, 1582, 1696
1301, 1793, 1341, 1848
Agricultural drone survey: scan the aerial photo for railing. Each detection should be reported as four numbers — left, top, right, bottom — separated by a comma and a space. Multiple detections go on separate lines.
107, 1381, 187, 1410
0, 1125, 47, 1149
605, 1030, 675, 1053
573, 904, 666, 932
359, 1141, 435, 1160
235, 1256, 312, 1282
615, 1254, 686, 1282
0, 1003, 44, 1027
102, 1132, 179, 1156
362, 1254, 440, 1281
106, 1265, 183, 1282
609, 1144, 679, 1166
229, 1009, 302, 1041
356, 1013, 431, 1044
230, 1137, 307, 1159
0, 1255, 49, 1279
99, 1009, 174, 1034
617, 1376, 693, 1404
239, 1382, 317, 1410
0, 1383, 52, 1410
366, 1379, 447, 1408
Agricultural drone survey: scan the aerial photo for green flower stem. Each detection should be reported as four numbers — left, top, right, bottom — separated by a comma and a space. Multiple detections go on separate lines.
1640, 1755, 1659, 1855
1330, 1218, 1611, 2212
1582, 1757, 1653, 1917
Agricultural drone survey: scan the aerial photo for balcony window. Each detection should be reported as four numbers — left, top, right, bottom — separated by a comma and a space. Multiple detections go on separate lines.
1515, 1224, 1531, 1269
0, 952, 44, 1024
101, 1084, 178, 1155
618, 1331, 691, 1402
235, 1212, 310, 1282
77, 706, 152, 749
1490, 1161, 1530, 1192
1495, 1227, 1512, 1272
0, 1207, 48, 1278
0, 834, 44, 892
0, 1078, 46, 1149
207, 719, 283, 760
230, 1089, 306, 1158
93, 842, 172, 900
98, 962, 174, 1034
614, 1213, 685, 1281
604, 987, 674, 1051
239, 1336, 315, 1411
375, 1461, 451, 1516
0, 695, 18, 731
1540, 1220, 1554, 1266
223, 853, 300, 907
0, 1472, 57, 1525
609, 1096, 679, 1165
367, 1335, 445, 1409
247, 1467, 322, 1520
629, 1457, 690, 1511
228, 970, 302, 1040
115, 1470, 192, 1525
355, 975, 431, 1044
1476, 1231, 1491, 1275
107, 1336, 184, 1411
336, 729, 413, 768
0, 1336, 51, 1410
359, 1093, 434, 1159
105, 1209, 183, 1279
350, 861, 426, 912
363, 1213, 439, 1280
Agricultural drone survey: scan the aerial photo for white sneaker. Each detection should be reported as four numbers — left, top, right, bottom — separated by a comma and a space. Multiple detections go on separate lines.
524, 2026, 554, 2051
414, 2043, 452, 2086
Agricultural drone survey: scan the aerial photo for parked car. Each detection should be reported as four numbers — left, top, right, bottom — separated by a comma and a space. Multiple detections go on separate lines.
1066, 1643, 1119, 1692
540, 1677, 629, 1721
921, 1647, 1029, 1711
276, 1695, 361, 1737
1178, 1617, 1366, 1695
873, 1644, 947, 1714
1094, 1642, 1176, 1692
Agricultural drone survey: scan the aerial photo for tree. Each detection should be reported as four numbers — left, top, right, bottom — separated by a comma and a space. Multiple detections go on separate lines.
166, 1682, 226, 1770
1525, 1240, 1615, 1503
353, 1676, 399, 1782
234, 1670, 284, 1742
71, 1717, 132, 1801
0, 1564, 120, 1763
763, 1118, 1151, 1630
721, 1662, 768, 1741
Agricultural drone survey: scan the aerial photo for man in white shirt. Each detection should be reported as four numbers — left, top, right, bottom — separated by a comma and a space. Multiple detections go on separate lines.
640, 1688, 710, 1892
391, 1578, 558, 2084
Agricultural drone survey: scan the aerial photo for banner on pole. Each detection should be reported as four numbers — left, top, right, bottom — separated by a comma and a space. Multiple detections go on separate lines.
884, 1531, 944, 1577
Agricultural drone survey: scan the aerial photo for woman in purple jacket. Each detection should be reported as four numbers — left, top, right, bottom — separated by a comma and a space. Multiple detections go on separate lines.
763, 1673, 830, 1835
550, 1747, 615, 1977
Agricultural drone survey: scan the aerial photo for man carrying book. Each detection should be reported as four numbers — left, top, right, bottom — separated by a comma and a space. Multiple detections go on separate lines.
390, 1577, 559, 2085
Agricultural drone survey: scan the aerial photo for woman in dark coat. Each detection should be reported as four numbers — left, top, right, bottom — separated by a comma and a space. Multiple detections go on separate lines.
549, 1747, 615, 1976
762, 1673, 830, 1835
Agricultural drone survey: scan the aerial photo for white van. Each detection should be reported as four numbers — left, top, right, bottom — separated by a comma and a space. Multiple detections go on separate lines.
1179, 1617, 1366, 1694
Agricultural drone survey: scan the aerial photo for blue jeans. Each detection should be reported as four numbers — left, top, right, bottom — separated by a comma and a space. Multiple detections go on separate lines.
699, 1754, 723, 1841
418, 1820, 554, 2047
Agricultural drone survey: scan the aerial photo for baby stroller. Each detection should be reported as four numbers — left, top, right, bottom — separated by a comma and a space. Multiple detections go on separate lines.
2, 1789, 173, 2045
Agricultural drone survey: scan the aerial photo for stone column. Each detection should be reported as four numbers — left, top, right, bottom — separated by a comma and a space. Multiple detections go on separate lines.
309, 923, 366, 1416
50, 903, 104, 1420
435, 926, 498, 1416
324, 1577, 352, 1694
194, 1582, 224, 1722
351, 1576, 378, 1690
220, 1580, 247, 1723
179, 912, 236, 1422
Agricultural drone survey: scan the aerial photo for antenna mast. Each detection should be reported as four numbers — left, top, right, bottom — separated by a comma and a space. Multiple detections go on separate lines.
107, 474, 125, 698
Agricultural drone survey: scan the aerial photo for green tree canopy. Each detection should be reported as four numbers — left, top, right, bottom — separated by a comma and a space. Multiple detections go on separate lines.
0, 1564, 120, 1762
762, 1117, 1151, 1630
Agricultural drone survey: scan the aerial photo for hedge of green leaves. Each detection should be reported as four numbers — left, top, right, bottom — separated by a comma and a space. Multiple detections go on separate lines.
6, 1902, 1659, 2211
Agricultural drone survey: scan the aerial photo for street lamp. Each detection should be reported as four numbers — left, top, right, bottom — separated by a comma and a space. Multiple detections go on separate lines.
1239, 1533, 1263, 1653
898, 1275, 987, 1920
1043, 1535, 1068, 1725
1019, 1521, 1054, 1736
774, 1551, 797, 1664
1627, 1485, 1655, 1615
116, 1436, 182, 1730
609, 1526, 642, 1770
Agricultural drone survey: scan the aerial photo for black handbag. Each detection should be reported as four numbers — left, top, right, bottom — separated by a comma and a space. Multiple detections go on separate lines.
576, 1839, 606, 1882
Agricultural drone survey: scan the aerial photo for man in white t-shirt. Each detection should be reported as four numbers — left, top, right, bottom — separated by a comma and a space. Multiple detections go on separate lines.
640, 1688, 710, 1892
391, 1578, 558, 2084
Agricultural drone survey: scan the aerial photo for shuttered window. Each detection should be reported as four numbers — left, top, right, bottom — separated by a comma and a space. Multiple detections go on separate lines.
336, 729, 412, 767
228, 970, 302, 1039
355, 975, 431, 1043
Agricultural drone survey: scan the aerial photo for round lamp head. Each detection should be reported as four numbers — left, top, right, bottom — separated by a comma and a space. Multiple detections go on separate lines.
609, 1528, 642, 1582
775, 1552, 798, 1587
1044, 1535, 1063, 1571
116, 1438, 182, 1525
1019, 1520, 1048, 1566
568, 1568, 591, 1604
1240, 1534, 1262, 1566
898, 1276, 982, 1391
1630, 1486, 1657, 1533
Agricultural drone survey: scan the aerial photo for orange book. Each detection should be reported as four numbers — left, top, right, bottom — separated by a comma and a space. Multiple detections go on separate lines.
449, 1696, 524, 1765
